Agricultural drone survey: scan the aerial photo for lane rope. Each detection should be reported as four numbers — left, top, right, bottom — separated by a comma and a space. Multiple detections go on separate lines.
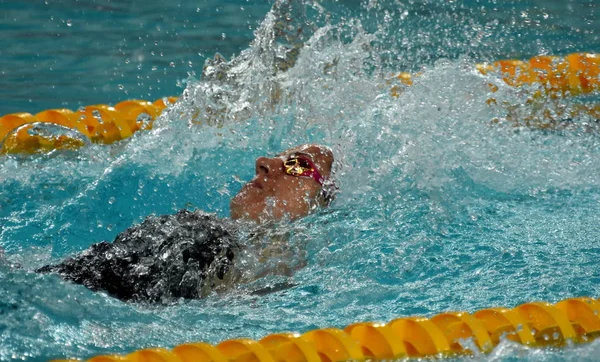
1, 53, 598, 155
390, 53, 600, 129
51, 296, 600, 361
0, 97, 177, 155
389, 52, 600, 96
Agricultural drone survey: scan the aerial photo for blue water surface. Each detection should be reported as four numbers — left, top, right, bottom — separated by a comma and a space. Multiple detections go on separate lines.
1, 0, 600, 361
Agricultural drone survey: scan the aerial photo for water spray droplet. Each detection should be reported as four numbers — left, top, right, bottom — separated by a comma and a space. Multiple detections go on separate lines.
92, 110, 103, 123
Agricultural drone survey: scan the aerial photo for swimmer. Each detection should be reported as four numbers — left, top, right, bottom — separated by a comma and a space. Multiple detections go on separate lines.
37, 144, 336, 303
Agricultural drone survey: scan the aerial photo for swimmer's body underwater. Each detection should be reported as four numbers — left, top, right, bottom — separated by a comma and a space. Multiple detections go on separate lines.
37, 144, 336, 303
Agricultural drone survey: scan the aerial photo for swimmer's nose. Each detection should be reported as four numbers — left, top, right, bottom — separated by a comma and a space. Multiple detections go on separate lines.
256, 156, 284, 177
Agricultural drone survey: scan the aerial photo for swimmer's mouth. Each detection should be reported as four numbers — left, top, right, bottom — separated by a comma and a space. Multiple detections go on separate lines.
250, 179, 264, 190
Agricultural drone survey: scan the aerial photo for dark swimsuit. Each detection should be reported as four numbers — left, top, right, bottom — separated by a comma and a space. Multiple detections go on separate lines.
37, 210, 240, 303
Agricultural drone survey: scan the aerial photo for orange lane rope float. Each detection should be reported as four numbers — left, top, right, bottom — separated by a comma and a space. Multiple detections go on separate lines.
1, 53, 598, 155
390, 53, 600, 129
0, 97, 177, 155
389, 52, 600, 97
50, 296, 600, 362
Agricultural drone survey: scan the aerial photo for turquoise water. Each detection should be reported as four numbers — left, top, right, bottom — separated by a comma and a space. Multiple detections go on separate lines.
1, 0, 600, 361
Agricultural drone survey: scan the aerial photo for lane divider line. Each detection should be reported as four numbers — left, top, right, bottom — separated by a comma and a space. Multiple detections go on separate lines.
51, 296, 600, 361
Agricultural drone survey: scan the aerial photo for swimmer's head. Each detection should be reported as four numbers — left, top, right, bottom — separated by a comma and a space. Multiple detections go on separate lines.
230, 144, 336, 223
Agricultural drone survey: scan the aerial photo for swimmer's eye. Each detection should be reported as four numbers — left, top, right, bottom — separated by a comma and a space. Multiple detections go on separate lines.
284, 156, 313, 176
283, 155, 324, 186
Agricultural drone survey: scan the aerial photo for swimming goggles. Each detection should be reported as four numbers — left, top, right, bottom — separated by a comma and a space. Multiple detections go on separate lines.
283, 155, 324, 186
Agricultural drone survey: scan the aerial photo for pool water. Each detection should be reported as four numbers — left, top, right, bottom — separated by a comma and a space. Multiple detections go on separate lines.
1, 0, 600, 361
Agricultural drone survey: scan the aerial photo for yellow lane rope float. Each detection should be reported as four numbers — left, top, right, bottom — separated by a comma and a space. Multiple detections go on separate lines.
0, 53, 598, 155
390, 52, 600, 129
51, 296, 600, 361
0, 97, 178, 155
389, 52, 600, 97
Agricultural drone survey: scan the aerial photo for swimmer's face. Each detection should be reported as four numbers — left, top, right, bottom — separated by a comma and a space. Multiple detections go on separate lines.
230, 144, 334, 223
